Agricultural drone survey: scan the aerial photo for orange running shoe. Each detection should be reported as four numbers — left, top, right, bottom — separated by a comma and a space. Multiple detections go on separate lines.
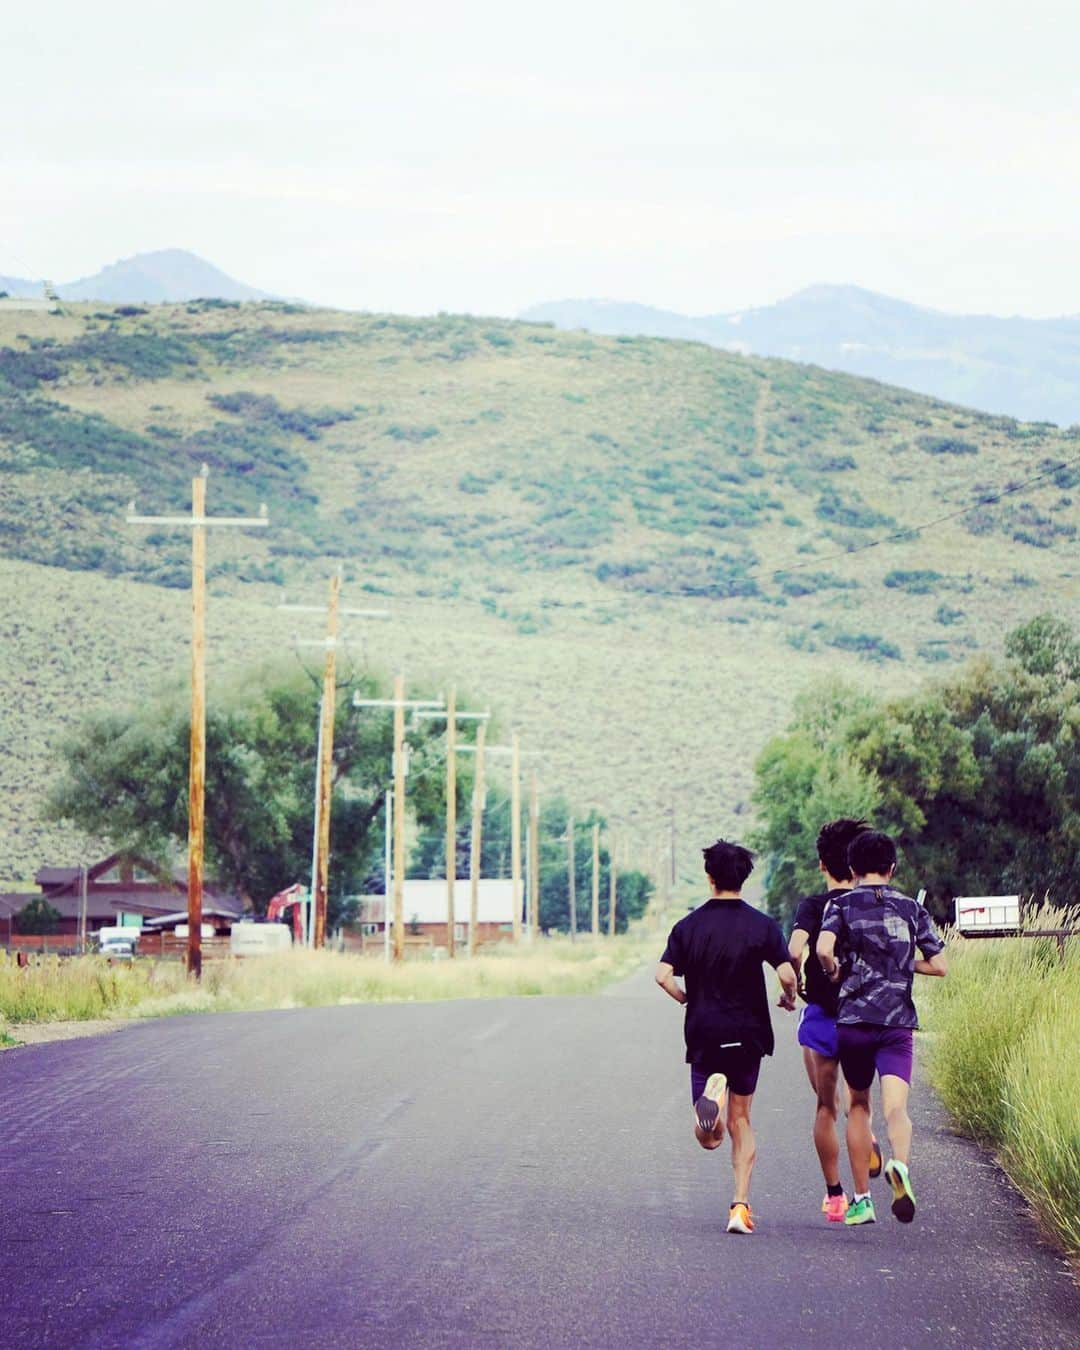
869, 1136, 883, 1179
726, 1202, 755, 1234
823, 1193, 849, 1223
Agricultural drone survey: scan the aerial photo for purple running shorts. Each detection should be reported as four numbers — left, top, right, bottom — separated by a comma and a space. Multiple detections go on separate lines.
837, 1023, 914, 1090
797, 1002, 839, 1059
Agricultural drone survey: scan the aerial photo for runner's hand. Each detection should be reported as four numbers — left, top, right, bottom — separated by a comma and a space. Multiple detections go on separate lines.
776, 991, 796, 1012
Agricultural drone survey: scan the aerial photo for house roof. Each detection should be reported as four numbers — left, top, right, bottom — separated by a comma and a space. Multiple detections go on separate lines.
35, 853, 181, 894
142, 908, 244, 929
358, 879, 515, 925
1, 854, 246, 921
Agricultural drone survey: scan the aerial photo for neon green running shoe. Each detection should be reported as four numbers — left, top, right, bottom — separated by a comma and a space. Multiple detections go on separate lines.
884, 1159, 917, 1223
844, 1196, 876, 1226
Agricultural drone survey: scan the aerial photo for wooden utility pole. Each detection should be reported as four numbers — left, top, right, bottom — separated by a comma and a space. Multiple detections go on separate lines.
510, 732, 522, 942
529, 773, 540, 940
188, 472, 207, 978
354, 686, 444, 962
313, 571, 341, 948
445, 687, 457, 957
127, 468, 268, 980
468, 721, 487, 957
392, 674, 406, 962
591, 821, 600, 937
415, 697, 490, 957
609, 835, 617, 937
567, 811, 577, 940
282, 583, 390, 947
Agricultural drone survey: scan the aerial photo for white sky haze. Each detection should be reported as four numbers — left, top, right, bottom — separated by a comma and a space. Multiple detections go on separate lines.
5, 1, 1080, 317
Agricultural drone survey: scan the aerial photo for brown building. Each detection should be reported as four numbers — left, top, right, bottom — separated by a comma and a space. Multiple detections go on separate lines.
0, 853, 246, 945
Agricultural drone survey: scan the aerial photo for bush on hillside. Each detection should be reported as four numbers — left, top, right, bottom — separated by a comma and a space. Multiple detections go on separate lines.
918, 435, 979, 455
884, 568, 944, 594
827, 632, 902, 662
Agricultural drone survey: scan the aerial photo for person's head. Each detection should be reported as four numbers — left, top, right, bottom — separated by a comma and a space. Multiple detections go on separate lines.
702, 839, 754, 893
848, 829, 897, 879
816, 817, 870, 883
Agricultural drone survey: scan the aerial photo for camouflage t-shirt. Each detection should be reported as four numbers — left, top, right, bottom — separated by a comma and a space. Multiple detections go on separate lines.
820, 885, 944, 1028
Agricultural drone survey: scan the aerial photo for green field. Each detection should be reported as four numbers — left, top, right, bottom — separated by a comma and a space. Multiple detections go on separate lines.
1, 300, 1076, 881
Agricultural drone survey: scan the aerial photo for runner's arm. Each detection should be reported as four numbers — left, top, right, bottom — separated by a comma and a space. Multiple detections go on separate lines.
775, 960, 798, 1011
816, 930, 842, 982
913, 906, 947, 977
788, 926, 809, 975
654, 962, 686, 1005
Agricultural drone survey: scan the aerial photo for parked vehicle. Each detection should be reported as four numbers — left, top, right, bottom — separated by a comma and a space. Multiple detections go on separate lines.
96, 932, 137, 960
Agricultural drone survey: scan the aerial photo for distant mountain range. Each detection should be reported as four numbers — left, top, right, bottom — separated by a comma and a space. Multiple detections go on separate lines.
0, 248, 270, 305
520, 286, 1080, 427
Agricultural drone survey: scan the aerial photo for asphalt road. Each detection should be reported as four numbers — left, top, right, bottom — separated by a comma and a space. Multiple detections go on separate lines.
2, 963, 1078, 1349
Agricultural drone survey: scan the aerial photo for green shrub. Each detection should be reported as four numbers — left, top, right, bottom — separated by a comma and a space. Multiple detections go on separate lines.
814, 490, 895, 529
884, 569, 943, 594
384, 424, 439, 441
827, 631, 901, 661
918, 435, 979, 455
207, 390, 354, 441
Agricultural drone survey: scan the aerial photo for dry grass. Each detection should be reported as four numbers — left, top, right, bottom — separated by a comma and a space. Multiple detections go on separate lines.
919, 909, 1080, 1268
0, 931, 653, 1039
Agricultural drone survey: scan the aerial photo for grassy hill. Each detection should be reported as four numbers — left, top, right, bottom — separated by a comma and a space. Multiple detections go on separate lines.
1, 300, 1077, 883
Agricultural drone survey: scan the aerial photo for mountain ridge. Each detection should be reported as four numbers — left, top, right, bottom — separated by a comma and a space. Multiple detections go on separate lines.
521, 286, 1080, 426
0, 248, 271, 304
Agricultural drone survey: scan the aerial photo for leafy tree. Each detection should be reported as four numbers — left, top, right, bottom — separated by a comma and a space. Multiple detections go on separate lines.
533, 797, 652, 934
48, 660, 449, 926
753, 616, 1080, 927
17, 897, 62, 935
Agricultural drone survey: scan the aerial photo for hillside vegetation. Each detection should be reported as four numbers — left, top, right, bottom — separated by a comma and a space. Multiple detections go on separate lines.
1, 301, 1076, 879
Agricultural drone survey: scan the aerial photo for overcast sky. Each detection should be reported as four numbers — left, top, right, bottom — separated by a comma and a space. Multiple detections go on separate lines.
6, 1, 1080, 317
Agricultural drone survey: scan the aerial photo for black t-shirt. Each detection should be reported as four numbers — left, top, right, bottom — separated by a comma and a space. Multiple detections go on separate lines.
790, 888, 849, 1019
660, 898, 789, 1062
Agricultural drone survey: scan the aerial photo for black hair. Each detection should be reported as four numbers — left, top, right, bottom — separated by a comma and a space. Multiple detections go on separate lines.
816, 817, 870, 882
702, 839, 754, 891
848, 829, 897, 878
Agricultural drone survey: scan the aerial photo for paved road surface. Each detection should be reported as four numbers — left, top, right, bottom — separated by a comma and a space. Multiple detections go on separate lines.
2, 963, 1078, 1348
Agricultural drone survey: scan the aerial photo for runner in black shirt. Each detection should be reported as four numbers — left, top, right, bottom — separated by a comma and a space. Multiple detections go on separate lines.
657, 839, 797, 1234
787, 817, 882, 1223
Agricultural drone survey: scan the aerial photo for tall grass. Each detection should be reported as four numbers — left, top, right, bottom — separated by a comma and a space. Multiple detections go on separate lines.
919, 910, 1080, 1267
0, 933, 650, 1033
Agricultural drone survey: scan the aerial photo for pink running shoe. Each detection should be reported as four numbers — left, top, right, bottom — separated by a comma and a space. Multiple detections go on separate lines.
823, 1193, 849, 1223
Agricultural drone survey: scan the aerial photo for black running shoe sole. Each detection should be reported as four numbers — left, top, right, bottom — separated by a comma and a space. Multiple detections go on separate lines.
694, 1096, 720, 1133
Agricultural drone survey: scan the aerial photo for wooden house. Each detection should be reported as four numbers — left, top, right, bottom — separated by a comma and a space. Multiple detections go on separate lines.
0, 853, 246, 947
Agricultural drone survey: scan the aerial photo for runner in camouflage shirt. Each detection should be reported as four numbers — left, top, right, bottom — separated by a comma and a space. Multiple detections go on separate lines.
817, 830, 947, 1227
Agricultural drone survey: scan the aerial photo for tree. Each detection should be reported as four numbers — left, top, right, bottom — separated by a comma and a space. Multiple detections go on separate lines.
533, 797, 652, 934
753, 616, 1080, 926
17, 897, 62, 935
48, 659, 448, 926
